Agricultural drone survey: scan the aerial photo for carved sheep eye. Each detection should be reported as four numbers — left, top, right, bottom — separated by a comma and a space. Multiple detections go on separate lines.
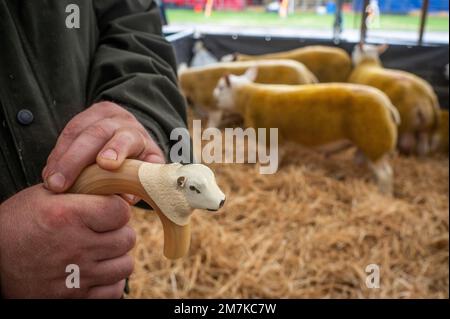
189, 185, 201, 194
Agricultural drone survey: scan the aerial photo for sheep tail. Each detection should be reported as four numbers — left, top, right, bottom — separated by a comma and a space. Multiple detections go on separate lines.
414, 96, 441, 132
386, 103, 401, 125
431, 97, 441, 132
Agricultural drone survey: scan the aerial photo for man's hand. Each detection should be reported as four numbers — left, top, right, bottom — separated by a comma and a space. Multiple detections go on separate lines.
42, 101, 165, 193
0, 184, 136, 298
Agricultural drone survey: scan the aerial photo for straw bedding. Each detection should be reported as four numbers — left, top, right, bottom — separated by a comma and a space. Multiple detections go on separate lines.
127, 127, 448, 299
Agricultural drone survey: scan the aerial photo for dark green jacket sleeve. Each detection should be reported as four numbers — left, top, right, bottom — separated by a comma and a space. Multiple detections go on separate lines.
87, 0, 187, 160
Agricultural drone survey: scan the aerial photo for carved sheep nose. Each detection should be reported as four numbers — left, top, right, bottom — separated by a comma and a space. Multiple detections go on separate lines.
219, 198, 226, 208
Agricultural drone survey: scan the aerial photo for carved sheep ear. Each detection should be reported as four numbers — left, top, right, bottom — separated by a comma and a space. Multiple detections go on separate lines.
177, 176, 186, 188
358, 41, 365, 51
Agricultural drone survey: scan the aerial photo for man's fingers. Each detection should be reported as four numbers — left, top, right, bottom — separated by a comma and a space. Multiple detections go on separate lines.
96, 128, 147, 170
121, 194, 140, 205
141, 153, 166, 164
43, 100, 166, 193
88, 255, 134, 288
73, 194, 131, 232
89, 226, 137, 261
137, 135, 166, 164
42, 107, 112, 180
44, 119, 118, 192
87, 279, 127, 299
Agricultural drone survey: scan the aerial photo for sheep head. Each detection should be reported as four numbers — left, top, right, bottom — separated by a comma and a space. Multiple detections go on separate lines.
352, 43, 389, 66
213, 67, 258, 110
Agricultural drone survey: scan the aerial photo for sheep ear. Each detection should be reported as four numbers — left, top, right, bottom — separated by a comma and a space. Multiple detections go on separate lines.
177, 176, 186, 188
358, 42, 365, 51
377, 44, 389, 54
244, 66, 258, 82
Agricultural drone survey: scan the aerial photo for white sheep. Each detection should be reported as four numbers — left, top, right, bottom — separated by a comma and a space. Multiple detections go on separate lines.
179, 59, 318, 127
213, 68, 400, 194
349, 44, 441, 156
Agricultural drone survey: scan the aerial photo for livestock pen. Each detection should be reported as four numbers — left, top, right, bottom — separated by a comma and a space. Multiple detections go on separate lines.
125, 31, 449, 298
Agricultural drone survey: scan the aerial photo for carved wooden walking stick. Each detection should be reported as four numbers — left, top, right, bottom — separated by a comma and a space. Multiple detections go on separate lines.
68, 159, 225, 259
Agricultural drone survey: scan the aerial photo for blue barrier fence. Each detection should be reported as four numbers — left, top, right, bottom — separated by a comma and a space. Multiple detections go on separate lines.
352, 0, 449, 14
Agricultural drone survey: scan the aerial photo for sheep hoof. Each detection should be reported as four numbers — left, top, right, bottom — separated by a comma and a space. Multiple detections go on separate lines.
417, 132, 431, 157
398, 133, 416, 156
206, 110, 223, 128
353, 149, 367, 166
369, 158, 394, 196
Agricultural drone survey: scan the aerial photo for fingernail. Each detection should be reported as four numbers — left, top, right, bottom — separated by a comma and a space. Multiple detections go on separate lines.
47, 173, 66, 190
42, 165, 48, 178
123, 194, 136, 203
101, 149, 118, 161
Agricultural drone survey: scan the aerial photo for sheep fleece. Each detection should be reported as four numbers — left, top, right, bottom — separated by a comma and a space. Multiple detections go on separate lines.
232, 83, 397, 162
348, 59, 440, 134
138, 163, 191, 226
236, 45, 352, 82
179, 60, 317, 109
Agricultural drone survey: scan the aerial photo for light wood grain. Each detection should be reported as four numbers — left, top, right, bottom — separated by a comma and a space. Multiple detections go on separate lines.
68, 159, 191, 259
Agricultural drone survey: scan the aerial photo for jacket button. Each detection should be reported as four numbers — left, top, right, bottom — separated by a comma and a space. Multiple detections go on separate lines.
17, 109, 34, 125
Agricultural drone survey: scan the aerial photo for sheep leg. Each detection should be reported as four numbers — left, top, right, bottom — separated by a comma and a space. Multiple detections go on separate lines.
398, 132, 416, 155
430, 131, 441, 153
190, 102, 209, 120
416, 131, 430, 157
314, 140, 353, 158
368, 157, 393, 195
206, 110, 223, 128
353, 149, 367, 166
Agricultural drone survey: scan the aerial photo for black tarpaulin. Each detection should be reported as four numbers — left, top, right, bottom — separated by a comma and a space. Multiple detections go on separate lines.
169, 32, 449, 109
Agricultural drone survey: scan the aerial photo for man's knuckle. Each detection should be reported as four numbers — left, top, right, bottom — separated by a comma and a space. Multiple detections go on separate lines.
140, 133, 150, 149
46, 153, 56, 165
52, 158, 78, 180
94, 101, 116, 111
121, 110, 136, 121
84, 124, 111, 140
124, 227, 137, 250
43, 205, 72, 228
62, 247, 87, 270
114, 129, 136, 147
115, 198, 131, 221
61, 122, 80, 140
123, 256, 135, 277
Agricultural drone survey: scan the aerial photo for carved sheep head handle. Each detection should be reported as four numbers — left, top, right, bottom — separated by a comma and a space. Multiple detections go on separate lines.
176, 164, 226, 212
68, 160, 226, 260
